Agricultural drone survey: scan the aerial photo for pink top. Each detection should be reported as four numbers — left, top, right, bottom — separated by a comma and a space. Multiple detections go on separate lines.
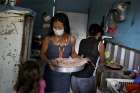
37, 79, 46, 93
17, 79, 46, 93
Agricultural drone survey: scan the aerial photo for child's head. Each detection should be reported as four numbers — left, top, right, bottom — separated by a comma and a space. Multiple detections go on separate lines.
14, 60, 41, 93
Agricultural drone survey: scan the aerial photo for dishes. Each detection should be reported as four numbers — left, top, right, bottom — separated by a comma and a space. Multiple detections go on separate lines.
105, 63, 123, 70
49, 58, 88, 73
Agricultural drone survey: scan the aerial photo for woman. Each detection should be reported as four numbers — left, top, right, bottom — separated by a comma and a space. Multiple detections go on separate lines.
71, 24, 105, 93
40, 13, 78, 93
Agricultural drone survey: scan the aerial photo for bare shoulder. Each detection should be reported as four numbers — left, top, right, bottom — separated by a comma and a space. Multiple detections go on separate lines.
42, 36, 50, 44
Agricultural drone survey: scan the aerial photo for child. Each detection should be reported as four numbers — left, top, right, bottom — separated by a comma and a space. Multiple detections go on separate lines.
14, 60, 46, 93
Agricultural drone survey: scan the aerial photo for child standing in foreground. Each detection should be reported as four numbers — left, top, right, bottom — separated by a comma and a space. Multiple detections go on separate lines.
14, 60, 46, 93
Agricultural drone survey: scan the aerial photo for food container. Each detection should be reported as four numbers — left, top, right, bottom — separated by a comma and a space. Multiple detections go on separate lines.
49, 58, 88, 73
106, 78, 134, 93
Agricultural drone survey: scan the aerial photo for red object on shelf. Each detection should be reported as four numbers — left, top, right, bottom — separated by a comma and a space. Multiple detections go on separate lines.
16, 0, 21, 5
107, 23, 117, 33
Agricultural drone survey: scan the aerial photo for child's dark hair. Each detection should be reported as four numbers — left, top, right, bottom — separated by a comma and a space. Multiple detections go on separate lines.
88, 24, 104, 36
14, 60, 41, 93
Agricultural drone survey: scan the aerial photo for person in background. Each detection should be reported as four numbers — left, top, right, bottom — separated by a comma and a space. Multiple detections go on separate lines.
14, 60, 46, 93
40, 13, 78, 93
42, 12, 51, 37
71, 24, 105, 93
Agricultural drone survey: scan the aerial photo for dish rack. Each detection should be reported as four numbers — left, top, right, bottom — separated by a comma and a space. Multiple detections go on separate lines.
106, 78, 134, 93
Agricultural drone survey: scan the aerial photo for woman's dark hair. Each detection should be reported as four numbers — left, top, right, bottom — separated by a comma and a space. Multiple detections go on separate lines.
14, 61, 41, 93
48, 13, 71, 36
88, 24, 104, 36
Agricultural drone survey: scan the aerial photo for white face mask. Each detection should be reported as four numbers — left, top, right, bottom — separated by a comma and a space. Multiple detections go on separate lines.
53, 28, 64, 36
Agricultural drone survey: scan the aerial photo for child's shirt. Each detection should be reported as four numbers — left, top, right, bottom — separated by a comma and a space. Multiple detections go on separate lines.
17, 79, 46, 93
37, 79, 46, 93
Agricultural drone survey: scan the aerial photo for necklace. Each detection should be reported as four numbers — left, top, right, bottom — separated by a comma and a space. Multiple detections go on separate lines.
52, 35, 70, 58
53, 35, 69, 46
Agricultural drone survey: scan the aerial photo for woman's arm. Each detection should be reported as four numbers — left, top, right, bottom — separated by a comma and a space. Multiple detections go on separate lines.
40, 37, 49, 64
70, 35, 78, 58
78, 39, 85, 57
98, 41, 105, 63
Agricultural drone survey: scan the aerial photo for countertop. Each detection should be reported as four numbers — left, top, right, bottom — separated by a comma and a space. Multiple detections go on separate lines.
97, 66, 130, 92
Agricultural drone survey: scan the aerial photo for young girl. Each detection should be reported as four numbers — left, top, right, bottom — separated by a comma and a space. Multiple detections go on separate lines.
14, 60, 46, 93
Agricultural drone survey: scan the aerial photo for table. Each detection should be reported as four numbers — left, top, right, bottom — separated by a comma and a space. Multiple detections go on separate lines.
97, 66, 130, 92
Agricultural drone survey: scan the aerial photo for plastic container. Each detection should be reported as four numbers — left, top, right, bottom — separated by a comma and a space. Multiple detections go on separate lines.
106, 78, 134, 93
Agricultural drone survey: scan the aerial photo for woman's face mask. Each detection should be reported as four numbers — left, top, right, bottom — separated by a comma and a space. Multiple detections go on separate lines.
53, 28, 64, 36
53, 21, 64, 36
